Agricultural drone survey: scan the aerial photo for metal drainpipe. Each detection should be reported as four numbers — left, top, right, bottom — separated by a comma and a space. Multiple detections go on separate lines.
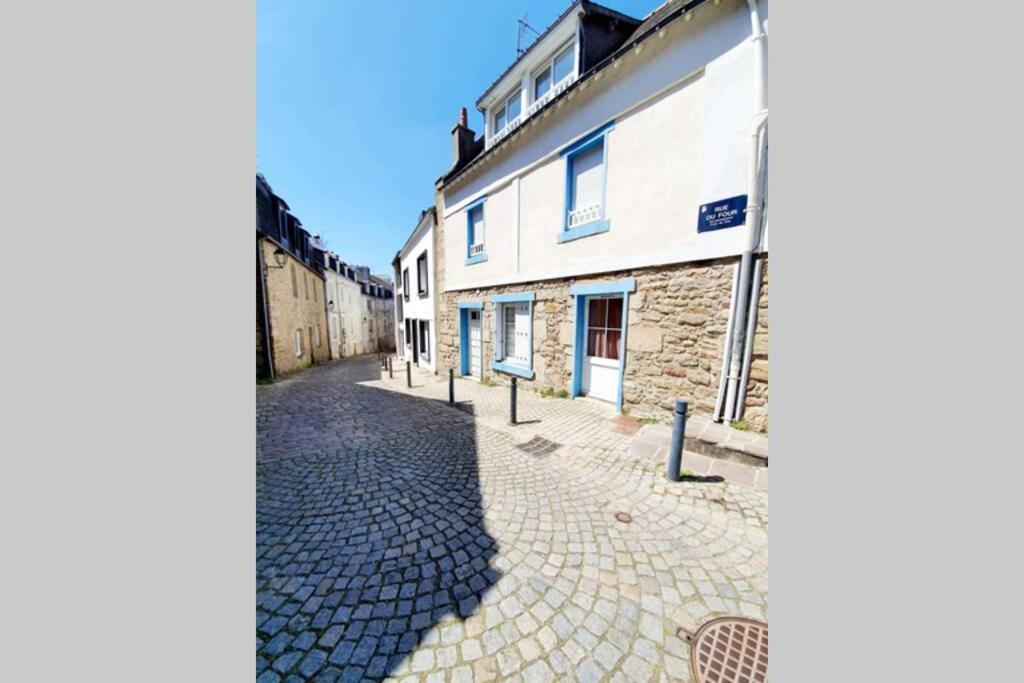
722, 0, 768, 424
733, 255, 763, 421
256, 237, 275, 380
713, 263, 740, 422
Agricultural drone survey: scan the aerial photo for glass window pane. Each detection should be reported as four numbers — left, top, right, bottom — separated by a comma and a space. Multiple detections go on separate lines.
588, 298, 607, 327
587, 329, 605, 357
506, 91, 521, 120
607, 297, 623, 329
494, 105, 506, 131
571, 142, 604, 211
504, 307, 516, 358
533, 65, 552, 99
553, 45, 575, 84
606, 329, 621, 360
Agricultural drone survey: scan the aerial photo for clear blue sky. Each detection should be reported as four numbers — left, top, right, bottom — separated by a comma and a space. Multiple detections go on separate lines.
257, 0, 656, 276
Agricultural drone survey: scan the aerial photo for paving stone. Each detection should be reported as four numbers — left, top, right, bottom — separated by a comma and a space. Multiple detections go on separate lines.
258, 358, 768, 683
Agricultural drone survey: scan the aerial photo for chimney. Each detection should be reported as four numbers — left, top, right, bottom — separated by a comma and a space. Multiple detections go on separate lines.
451, 107, 476, 167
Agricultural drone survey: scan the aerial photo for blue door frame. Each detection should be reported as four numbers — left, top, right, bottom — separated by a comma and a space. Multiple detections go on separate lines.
457, 302, 483, 375
569, 279, 636, 412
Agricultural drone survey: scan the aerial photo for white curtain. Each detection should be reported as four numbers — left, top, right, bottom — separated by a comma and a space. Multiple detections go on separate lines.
571, 143, 603, 211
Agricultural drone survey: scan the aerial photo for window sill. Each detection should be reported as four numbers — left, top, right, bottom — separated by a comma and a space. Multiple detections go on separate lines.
491, 360, 535, 379
557, 219, 610, 244
465, 253, 488, 266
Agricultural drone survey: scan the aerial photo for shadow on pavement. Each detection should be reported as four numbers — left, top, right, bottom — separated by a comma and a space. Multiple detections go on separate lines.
257, 357, 501, 681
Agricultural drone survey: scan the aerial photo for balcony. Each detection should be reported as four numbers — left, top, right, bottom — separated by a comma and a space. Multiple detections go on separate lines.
469, 242, 485, 256
484, 72, 578, 150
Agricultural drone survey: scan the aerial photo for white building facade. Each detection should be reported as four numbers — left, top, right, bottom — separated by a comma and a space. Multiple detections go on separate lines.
393, 208, 438, 373
434, 0, 769, 431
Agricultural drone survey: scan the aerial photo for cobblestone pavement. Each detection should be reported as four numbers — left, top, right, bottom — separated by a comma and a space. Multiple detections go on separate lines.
257, 357, 768, 682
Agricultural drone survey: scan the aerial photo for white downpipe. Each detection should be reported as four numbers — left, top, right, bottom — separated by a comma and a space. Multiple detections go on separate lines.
721, 0, 768, 424
713, 262, 741, 422
733, 255, 763, 421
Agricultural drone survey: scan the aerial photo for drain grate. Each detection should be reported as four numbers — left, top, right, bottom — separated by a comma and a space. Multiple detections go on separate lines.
690, 617, 768, 683
516, 436, 561, 457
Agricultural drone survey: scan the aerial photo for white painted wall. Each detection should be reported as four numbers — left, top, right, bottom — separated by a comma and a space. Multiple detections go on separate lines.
442, 0, 767, 292
396, 217, 437, 372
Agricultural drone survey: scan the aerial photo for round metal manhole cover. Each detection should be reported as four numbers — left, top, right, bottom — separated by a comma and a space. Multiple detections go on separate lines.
614, 511, 633, 523
690, 617, 768, 683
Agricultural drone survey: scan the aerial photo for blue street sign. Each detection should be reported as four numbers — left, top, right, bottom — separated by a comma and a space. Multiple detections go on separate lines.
698, 195, 748, 233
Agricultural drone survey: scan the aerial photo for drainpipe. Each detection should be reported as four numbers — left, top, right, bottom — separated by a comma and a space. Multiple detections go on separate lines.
713, 263, 740, 422
722, 0, 768, 424
733, 255, 762, 420
256, 236, 275, 380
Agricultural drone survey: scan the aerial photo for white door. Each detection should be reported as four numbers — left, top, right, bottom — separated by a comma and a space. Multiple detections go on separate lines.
581, 296, 623, 403
468, 310, 482, 378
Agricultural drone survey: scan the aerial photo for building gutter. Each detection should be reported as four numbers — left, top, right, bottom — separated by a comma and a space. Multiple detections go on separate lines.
721, 0, 768, 425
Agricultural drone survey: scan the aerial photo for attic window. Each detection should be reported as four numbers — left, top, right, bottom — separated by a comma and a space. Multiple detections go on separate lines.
493, 89, 522, 133
533, 42, 575, 102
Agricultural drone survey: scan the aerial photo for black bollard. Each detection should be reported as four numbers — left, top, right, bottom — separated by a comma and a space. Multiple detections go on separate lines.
509, 377, 517, 425
406, 361, 412, 388
667, 399, 688, 481
449, 368, 455, 405
388, 356, 393, 379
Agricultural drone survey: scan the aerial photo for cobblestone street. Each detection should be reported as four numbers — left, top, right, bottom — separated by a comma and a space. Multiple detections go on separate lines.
257, 356, 768, 682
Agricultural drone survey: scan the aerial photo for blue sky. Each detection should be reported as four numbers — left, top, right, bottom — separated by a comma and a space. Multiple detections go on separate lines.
257, 0, 657, 276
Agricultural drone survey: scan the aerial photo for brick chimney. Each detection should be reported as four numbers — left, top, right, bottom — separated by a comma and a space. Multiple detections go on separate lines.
451, 107, 476, 167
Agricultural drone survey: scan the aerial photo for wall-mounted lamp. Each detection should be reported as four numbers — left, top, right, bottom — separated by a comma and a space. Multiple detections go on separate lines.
328, 300, 335, 311
269, 247, 287, 268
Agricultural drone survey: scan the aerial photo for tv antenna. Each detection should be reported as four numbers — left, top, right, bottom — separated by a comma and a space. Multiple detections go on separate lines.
516, 14, 540, 57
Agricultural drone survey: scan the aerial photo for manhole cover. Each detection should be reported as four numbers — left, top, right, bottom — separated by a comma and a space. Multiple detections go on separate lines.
516, 436, 561, 457
614, 511, 633, 523
690, 617, 768, 683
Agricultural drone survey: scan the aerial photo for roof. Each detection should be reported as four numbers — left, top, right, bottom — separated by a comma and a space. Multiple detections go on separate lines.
474, 1, 641, 110
439, 0, 709, 190
397, 206, 437, 260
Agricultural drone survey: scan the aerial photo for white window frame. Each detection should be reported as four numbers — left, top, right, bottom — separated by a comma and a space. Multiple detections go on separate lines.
491, 297, 533, 373
492, 88, 522, 135
531, 41, 575, 104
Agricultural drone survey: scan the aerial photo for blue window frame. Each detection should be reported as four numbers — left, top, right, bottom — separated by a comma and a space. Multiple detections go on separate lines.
465, 197, 488, 265
489, 292, 536, 379
559, 121, 614, 244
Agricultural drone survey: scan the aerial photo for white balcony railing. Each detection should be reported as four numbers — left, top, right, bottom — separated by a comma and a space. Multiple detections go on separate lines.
469, 242, 485, 256
484, 72, 578, 150
567, 203, 601, 228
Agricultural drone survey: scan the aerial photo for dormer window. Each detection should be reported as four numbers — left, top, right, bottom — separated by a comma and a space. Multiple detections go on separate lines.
493, 89, 522, 134
533, 42, 575, 102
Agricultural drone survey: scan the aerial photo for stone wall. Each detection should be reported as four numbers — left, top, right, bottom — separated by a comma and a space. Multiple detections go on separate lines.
261, 238, 331, 376
435, 256, 768, 433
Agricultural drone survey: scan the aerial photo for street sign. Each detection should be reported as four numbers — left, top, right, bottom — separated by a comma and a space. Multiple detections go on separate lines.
698, 195, 748, 233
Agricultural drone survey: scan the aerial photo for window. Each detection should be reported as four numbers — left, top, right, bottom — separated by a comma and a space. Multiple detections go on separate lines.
403, 268, 410, 302
367, 299, 373, 312
492, 295, 534, 376
468, 204, 484, 253
586, 297, 623, 360
290, 264, 298, 297
560, 122, 614, 242
569, 141, 604, 225
313, 279, 318, 302
417, 252, 428, 296
533, 42, 575, 102
295, 329, 303, 357
316, 324, 322, 347
308, 327, 313, 355
419, 321, 430, 360
493, 89, 521, 133
304, 273, 309, 300
503, 306, 516, 360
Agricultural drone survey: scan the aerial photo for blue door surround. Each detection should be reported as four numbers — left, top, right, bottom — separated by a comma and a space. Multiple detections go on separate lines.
569, 279, 636, 412
457, 301, 483, 375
